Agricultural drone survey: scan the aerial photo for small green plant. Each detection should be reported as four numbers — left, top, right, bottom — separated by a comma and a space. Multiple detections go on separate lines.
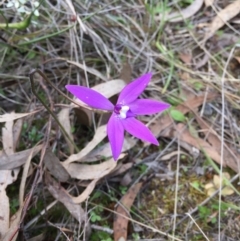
119, 185, 127, 195
28, 126, 43, 142
10, 198, 19, 214
22, 123, 43, 144
132, 233, 140, 240
145, 1, 171, 16
90, 211, 102, 222
198, 201, 230, 225
90, 230, 113, 241
6, 0, 40, 16
170, 109, 186, 122
138, 164, 148, 174
198, 205, 212, 223
90, 205, 104, 222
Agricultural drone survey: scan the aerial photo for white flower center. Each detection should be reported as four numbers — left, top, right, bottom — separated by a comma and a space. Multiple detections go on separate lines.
119, 105, 129, 119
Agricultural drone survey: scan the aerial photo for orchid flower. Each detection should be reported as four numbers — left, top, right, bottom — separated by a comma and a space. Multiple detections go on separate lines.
66, 73, 170, 160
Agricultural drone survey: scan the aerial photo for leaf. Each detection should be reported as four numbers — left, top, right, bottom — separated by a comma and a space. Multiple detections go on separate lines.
162, 123, 222, 166
150, 92, 218, 137
44, 149, 70, 183
71, 179, 99, 204
164, 123, 240, 174
204, 173, 235, 197
2, 120, 14, 155
170, 109, 186, 122
190, 181, 203, 193
19, 149, 34, 206
114, 182, 142, 241
0, 145, 42, 170
63, 125, 107, 164
155, 0, 204, 22
13, 119, 23, 151
2, 207, 22, 241
74, 107, 92, 126
213, 173, 234, 196
45, 172, 87, 223
63, 156, 120, 180
0, 14, 32, 30
204, 0, 240, 41
58, 108, 74, 154
26, 233, 46, 241
204, 0, 215, 7
0, 190, 9, 239
0, 116, 36, 240
0, 112, 37, 123
92, 80, 126, 98
109, 163, 133, 177
120, 61, 132, 84
195, 114, 240, 172
0, 118, 19, 191
179, 52, 192, 64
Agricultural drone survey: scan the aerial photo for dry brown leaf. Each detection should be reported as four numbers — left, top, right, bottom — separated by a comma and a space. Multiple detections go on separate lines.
205, 0, 214, 7
114, 182, 142, 241
195, 53, 210, 69
155, 0, 204, 22
234, 56, 240, 64
168, 124, 222, 165
0, 145, 42, 170
44, 149, 70, 182
63, 125, 107, 164
19, 149, 34, 206
0, 112, 37, 123
120, 172, 132, 186
0, 190, 9, 239
204, 0, 240, 41
74, 107, 92, 126
64, 156, 120, 180
150, 92, 217, 137
2, 120, 14, 155
205, 172, 234, 196
0, 118, 39, 240
195, 115, 240, 172
2, 207, 22, 241
109, 163, 133, 177
27, 233, 46, 241
13, 119, 23, 152
58, 108, 74, 154
45, 172, 86, 223
1, 118, 19, 189
179, 52, 192, 64
0, 117, 20, 239
71, 178, 99, 204
92, 79, 126, 98
120, 61, 132, 84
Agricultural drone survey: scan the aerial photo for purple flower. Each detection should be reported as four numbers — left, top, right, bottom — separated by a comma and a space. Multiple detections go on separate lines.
66, 73, 170, 160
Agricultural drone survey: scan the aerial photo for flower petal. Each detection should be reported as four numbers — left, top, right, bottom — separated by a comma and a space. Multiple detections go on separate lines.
66, 85, 114, 111
129, 99, 170, 115
122, 117, 158, 145
107, 114, 125, 160
117, 73, 152, 104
